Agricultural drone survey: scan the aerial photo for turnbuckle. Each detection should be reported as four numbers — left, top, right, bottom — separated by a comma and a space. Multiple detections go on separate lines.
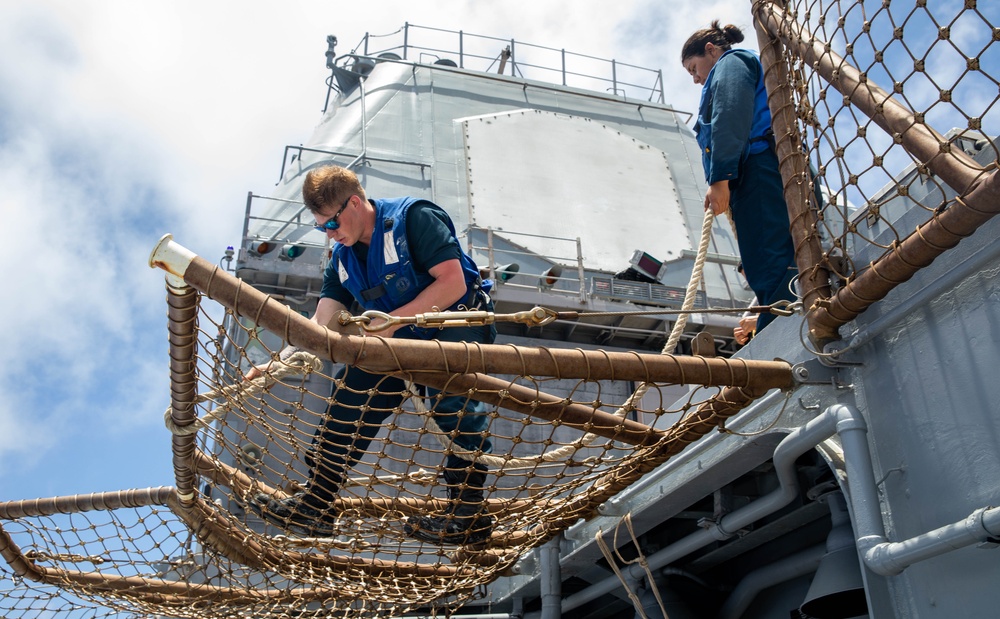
342, 306, 562, 333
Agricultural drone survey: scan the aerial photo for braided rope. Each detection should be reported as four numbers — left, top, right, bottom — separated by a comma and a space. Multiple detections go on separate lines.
663, 209, 716, 355
163, 352, 323, 436
429, 208, 718, 470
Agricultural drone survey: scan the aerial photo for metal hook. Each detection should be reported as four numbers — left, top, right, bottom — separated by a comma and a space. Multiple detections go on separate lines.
767, 300, 803, 316
349, 310, 397, 332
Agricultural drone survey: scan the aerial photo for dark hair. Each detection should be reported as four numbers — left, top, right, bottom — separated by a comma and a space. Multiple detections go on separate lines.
680, 20, 745, 63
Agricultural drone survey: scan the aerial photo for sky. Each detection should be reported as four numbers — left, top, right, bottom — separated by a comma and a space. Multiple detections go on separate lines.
0, 0, 752, 502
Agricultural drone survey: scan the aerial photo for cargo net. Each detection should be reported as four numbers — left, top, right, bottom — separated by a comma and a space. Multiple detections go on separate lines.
0, 283, 789, 618
753, 0, 1000, 337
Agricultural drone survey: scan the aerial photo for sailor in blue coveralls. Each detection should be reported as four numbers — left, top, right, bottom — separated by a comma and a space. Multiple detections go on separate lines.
251, 165, 495, 544
682, 20, 798, 332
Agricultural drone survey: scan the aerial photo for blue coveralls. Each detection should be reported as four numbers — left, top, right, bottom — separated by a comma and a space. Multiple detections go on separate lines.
695, 48, 798, 332
306, 198, 494, 501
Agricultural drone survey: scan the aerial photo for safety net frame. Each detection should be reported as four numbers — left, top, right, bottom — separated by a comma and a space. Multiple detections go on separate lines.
0, 236, 793, 617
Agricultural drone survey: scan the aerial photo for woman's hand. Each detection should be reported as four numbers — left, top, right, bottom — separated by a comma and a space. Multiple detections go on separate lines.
734, 314, 757, 345
704, 180, 731, 216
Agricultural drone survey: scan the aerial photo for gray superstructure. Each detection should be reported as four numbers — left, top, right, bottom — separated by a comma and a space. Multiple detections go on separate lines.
237, 27, 749, 358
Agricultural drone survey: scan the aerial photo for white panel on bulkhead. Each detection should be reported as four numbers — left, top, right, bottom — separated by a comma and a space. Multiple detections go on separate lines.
461, 108, 691, 273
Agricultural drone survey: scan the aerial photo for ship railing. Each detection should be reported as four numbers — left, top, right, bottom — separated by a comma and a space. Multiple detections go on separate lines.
238, 193, 328, 259
239, 193, 323, 252
346, 22, 665, 104
590, 276, 707, 310
274, 145, 430, 187
467, 226, 588, 302
246, 141, 433, 254
468, 226, 720, 311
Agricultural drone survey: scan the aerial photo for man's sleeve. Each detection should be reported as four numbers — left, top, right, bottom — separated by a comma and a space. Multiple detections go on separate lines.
405, 202, 463, 272
707, 54, 759, 184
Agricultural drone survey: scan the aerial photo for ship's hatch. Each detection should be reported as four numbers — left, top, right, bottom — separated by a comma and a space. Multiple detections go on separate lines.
460, 108, 692, 272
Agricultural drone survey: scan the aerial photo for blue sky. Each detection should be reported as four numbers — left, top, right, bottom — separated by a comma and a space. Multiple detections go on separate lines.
810, 0, 1000, 210
0, 0, 752, 503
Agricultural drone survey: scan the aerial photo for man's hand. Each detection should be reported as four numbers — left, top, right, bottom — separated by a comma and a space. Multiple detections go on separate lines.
244, 364, 267, 382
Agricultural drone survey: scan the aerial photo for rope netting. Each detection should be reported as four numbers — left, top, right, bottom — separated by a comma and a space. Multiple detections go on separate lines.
0, 273, 791, 617
751, 0, 1000, 343
0, 489, 388, 618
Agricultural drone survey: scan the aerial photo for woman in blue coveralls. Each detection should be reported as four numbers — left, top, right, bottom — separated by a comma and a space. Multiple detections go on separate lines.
681, 21, 797, 332
249, 165, 495, 545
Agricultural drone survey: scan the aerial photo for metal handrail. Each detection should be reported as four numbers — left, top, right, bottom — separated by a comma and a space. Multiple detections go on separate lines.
468, 226, 587, 299
349, 22, 666, 104
276, 146, 431, 186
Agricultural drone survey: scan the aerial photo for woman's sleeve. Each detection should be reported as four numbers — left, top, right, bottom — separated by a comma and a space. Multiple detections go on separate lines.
707, 55, 759, 184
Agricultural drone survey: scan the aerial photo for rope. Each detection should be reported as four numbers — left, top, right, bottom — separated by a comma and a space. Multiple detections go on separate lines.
595, 513, 670, 619
344, 468, 438, 488
163, 352, 323, 436
421, 209, 720, 471
663, 209, 716, 354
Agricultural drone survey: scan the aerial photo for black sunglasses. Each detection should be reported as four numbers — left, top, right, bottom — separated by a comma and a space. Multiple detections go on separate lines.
313, 195, 353, 232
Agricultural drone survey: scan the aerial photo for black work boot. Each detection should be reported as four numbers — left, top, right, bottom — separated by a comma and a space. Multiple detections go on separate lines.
249, 444, 344, 536
248, 491, 337, 537
405, 467, 493, 545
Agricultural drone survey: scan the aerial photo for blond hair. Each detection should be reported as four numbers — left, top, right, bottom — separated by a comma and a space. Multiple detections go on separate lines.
301, 166, 366, 213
